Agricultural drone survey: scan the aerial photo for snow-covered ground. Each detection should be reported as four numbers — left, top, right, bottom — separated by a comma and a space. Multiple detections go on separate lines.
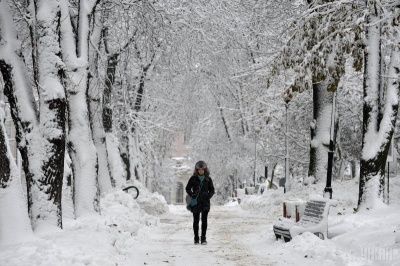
1, 178, 399, 266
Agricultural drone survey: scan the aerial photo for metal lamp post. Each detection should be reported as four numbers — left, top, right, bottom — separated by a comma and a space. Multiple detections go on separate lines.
254, 127, 260, 187
254, 136, 257, 187
264, 115, 271, 185
283, 91, 292, 193
324, 91, 336, 199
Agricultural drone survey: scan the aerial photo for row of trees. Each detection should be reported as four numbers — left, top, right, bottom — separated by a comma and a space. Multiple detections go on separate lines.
276, 0, 400, 209
0, 0, 398, 244
0, 0, 182, 243
173, 0, 399, 211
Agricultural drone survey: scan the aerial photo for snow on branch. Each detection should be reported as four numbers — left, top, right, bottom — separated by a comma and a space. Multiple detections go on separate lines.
270, 0, 365, 93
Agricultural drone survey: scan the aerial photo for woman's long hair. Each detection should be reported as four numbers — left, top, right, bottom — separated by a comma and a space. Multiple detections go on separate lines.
193, 168, 210, 181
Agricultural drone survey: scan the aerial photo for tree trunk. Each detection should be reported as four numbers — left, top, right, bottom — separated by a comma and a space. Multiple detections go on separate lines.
102, 52, 124, 186
237, 84, 248, 136
270, 162, 278, 189
0, 57, 37, 228
357, 3, 399, 210
308, 80, 335, 184
35, 0, 66, 228
60, 0, 100, 216
126, 65, 149, 182
129, 131, 144, 183
67, 82, 100, 216
1, 0, 66, 229
102, 25, 130, 186
88, 10, 113, 194
120, 132, 131, 181
105, 133, 126, 187
102, 53, 130, 185
0, 113, 11, 189
103, 52, 118, 134
62, 153, 75, 219
350, 161, 357, 179
217, 99, 231, 141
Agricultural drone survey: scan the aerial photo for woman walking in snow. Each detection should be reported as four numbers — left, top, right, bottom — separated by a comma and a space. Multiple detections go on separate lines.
185, 161, 215, 245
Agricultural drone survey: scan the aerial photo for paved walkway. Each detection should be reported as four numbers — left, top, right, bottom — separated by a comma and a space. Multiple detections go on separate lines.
133, 205, 277, 265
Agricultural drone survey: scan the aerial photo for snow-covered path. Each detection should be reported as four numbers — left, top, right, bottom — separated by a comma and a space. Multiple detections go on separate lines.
131, 203, 400, 266
133, 203, 367, 266
134, 205, 276, 265
1, 183, 399, 266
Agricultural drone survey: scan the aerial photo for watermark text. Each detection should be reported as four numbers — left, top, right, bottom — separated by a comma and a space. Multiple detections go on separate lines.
361, 247, 397, 261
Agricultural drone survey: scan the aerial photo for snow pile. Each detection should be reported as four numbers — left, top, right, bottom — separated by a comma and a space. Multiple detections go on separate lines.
237, 177, 400, 265
124, 181, 169, 216
101, 189, 156, 235
239, 178, 361, 218
0, 186, 168, 265
0, 177, 34, 246
1, 175, 399, 265
284, 232, 365, 265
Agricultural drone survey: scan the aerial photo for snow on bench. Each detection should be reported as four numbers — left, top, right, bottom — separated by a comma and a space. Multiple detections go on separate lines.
273, 196, 338, 242
282, 199, 305, 222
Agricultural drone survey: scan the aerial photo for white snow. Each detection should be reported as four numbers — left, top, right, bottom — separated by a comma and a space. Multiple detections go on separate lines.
0, 115, 34, 246
1, 177, 399, 265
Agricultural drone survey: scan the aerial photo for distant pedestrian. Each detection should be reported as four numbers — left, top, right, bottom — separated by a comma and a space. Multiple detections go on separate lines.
185, 160, 215, 245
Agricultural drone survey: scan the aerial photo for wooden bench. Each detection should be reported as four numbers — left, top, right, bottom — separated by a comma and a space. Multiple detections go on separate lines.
273, 197, 338, 242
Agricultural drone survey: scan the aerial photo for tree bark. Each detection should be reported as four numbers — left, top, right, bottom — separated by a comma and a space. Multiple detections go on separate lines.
101, 24, 134, 186
125, 64, 150, 183
0, 58, 37, 226
0, 113, 11, 188
35, 0, 66, 228
217, 99, 232, 141
308, 80, 335, 183
357, 2, 399, 210
1, 0, 66, 229
88, 9, 113, 194
60, 0, 100, 216
119, 128, 131, 181
0, 112, 11, 190
103, 52, 119, 134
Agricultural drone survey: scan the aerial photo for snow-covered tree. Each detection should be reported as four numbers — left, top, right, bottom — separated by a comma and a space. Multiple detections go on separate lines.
334, 62, 363, 180
0, 0, 66, 229
274, 0, 364, 185
108, 1, 172, 187
59, 0, 101, 216
160, 0, 299, 197
87, 5, 114, 194
358, 1, 400, 210
273, 0, 399, 208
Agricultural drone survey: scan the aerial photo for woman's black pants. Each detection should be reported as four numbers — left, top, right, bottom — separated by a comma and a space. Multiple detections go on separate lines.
193, 211, 209, 241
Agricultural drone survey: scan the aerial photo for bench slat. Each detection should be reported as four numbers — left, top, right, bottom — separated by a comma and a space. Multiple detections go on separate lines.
300, 201, 326, 218
304, 210, 324, 218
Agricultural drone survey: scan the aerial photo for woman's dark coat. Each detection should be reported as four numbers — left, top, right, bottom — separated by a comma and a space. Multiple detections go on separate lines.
185, 175, 215, 213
